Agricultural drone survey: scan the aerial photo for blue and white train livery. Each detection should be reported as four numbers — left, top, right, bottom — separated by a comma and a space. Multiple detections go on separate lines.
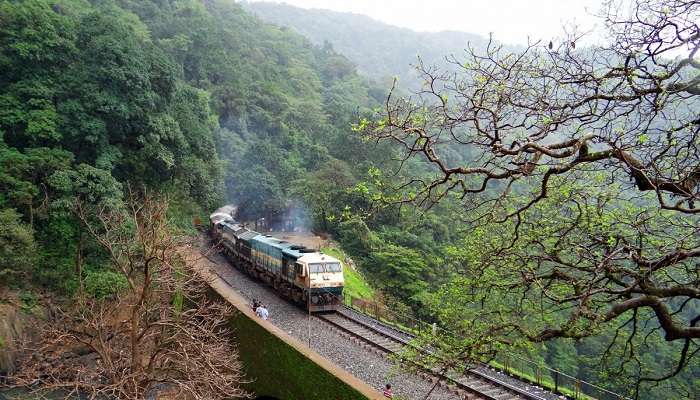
210, 207, 344, 312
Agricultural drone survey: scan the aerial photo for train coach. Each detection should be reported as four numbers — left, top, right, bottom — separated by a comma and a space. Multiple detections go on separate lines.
210, 209, 344, 312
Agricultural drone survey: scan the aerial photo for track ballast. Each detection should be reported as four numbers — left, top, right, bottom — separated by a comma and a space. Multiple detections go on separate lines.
316, 308, 555, 400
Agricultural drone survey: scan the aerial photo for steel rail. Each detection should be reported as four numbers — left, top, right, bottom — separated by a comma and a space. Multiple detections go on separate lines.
316, 311, 553, 400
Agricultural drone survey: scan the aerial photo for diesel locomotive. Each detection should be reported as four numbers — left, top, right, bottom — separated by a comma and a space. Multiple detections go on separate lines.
210, 208, 344, 312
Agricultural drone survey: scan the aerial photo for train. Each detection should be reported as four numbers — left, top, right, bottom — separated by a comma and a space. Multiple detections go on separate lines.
210, 207, 344, 312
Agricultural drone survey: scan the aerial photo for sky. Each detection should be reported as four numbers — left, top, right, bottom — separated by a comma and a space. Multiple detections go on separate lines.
244, 0, 607, 45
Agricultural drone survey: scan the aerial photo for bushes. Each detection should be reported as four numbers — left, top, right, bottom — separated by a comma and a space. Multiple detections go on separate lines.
84, 270, 128, 299
0, 209, 36, 285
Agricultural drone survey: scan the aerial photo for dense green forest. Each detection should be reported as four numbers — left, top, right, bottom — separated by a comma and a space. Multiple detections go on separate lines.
0, 0, 385, 293
1, 1, 698, 399
0, 0, 454, 373
0, 0, 223, 293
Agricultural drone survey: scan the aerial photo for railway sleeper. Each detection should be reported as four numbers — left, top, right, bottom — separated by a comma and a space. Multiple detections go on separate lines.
494, 393, 519, 400
472, 383, 497, 391
463, 379, 486, 388
319, 311, 530, 400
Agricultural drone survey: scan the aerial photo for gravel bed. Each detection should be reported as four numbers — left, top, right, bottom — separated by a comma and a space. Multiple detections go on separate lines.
202, 240, 463, 400
470, 367, 564, 400
340, 307, 564, 400
339, 307, 417, 343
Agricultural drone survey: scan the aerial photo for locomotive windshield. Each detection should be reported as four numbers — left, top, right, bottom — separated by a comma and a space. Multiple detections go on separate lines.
326, 262, 341, 272
309, 262, 342, 273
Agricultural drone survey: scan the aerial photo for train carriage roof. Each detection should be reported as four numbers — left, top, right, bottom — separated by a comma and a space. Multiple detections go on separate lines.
282, 246, 317, 259
251, 235, 291, 248
236, 230, 260, 241
297, 252, 342, 265
220, 221, 237, 230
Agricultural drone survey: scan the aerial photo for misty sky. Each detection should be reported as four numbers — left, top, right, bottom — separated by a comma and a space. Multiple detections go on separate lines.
244, 0, 607, 45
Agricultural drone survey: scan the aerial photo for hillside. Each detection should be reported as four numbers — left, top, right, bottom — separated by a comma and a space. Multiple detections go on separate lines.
0, 0, 397, 291
1, 0, 395, 395
2, 1, 698, 399
242, 1, 491, 90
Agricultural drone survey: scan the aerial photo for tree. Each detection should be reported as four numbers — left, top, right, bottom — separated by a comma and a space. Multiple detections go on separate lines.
45, 163, 123, 294
422, 180, 700, 396
368, 0, 699, 214
0, 143, 73, 225
370, 243, 428, 307
230, 164, 286, 223
0, 208, 36, 283
363, 0, 700, 389
10, 192, 249, 400
290, 159, 357, 231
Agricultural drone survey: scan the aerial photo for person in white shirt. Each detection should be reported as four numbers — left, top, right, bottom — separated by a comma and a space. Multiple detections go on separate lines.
255, 304, 269, 320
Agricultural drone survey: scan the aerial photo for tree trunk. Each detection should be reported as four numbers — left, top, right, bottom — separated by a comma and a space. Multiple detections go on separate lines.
75, 229, 84, 298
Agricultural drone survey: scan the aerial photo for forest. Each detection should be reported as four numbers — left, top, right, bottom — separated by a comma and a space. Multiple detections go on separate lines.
1, 0, 699, 399
243, 0, 491, 90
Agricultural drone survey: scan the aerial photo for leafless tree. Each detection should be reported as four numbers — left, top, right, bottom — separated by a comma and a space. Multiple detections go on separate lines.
8, 191, 250, 400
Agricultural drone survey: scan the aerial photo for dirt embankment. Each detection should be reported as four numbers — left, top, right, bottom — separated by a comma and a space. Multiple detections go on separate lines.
0, 290, 45, 377
267, 231, 330, 250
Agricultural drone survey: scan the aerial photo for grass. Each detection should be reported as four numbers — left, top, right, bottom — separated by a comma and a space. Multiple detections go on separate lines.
321, 247, 374, 300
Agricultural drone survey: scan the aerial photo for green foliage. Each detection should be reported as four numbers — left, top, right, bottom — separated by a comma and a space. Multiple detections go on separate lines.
33, 213, 81, 294
343, 266, 375, 300
419, 179, 700, 398
166, 192, 210, 235
18, 290, 38, 313
0, 0, 222, 198
369, 244, 428, 306
0, 143, 73, 218
83, 270, 128, 299
48, 164, 123, 209
321, 247, 374, 300
0, 0, 224, 297
0, 208, 36, 283
231, 165, 286, 222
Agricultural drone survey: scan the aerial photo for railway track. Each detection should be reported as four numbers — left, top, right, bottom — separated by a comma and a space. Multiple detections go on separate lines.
202, 232, 563, 400
317, 309, 552, 400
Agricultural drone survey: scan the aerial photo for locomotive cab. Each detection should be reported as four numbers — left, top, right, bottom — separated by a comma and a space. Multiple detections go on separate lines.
295, 253, 344, 311
295, 262, 306, 277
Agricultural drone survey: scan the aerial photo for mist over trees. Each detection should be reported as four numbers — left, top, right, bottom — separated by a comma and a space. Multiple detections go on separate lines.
242, 1, 492, 90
